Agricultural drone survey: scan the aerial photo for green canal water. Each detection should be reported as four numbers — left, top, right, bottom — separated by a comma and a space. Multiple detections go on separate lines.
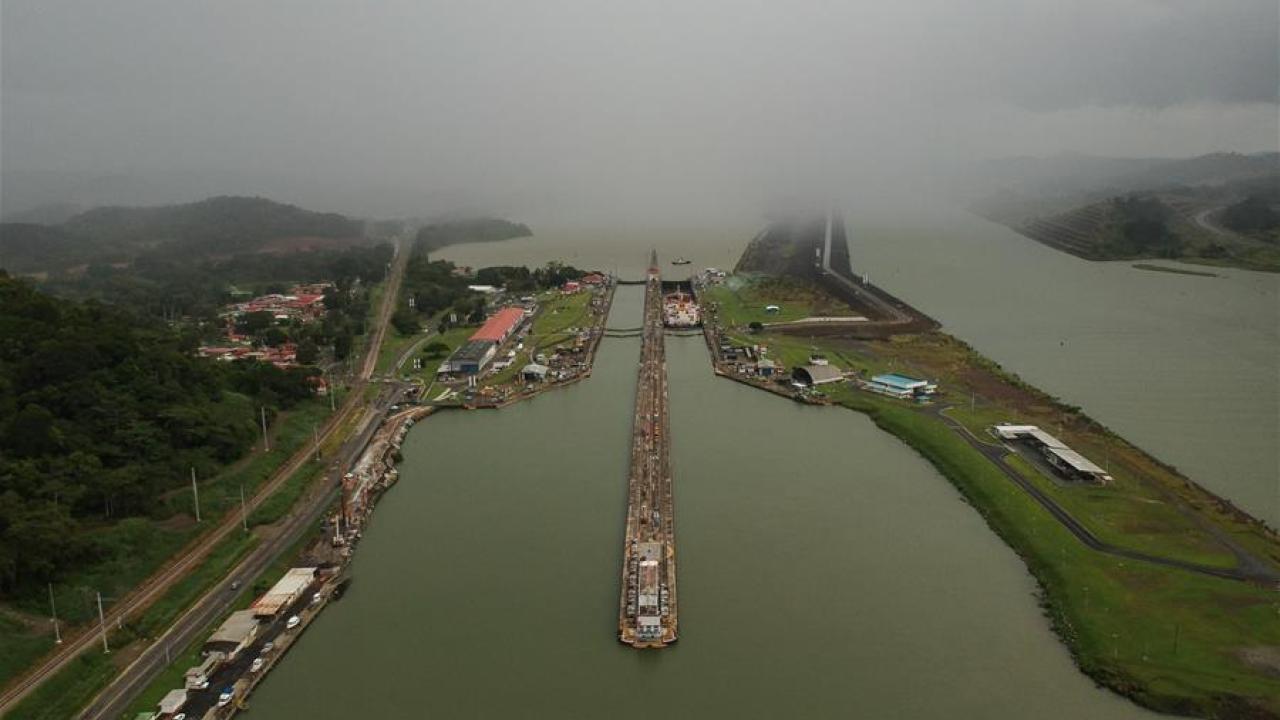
433, 212, 1280, 526
250, 284, 1158, 718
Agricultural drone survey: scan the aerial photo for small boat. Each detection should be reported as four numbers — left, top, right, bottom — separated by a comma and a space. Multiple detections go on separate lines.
671, 257, 691, 265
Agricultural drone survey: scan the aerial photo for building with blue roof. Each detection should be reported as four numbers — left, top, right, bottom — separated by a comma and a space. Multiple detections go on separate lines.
862, 372, 937, 400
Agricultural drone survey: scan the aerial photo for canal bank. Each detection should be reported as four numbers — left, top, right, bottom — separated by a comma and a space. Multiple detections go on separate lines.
437, 218, 1279, 527
247, 284, 1156, 719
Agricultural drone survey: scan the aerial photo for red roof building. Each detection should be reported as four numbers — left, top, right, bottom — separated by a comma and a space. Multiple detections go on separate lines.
469, 307, 526, 344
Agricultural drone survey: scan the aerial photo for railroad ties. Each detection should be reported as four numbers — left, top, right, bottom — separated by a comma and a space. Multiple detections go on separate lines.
618, 250, 678, 648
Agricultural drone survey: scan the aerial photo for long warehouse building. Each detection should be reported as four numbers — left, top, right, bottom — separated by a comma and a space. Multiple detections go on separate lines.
440, 307, 528, 375
994, 424, 1113, 484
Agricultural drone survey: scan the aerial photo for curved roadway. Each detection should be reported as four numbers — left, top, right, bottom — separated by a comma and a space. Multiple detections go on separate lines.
929, 404, 1279, 584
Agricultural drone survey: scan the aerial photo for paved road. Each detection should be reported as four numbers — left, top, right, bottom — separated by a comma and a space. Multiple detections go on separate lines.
0, 237, 409, 717
81, 381, 409, 720
929, 405, 1280, 584
818, 212, 913, 326
1192, 206, 1236, 238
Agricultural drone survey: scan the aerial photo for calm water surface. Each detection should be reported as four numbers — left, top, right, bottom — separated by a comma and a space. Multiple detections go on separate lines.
251, 285, 1156, 718
437, 213, 1279, 525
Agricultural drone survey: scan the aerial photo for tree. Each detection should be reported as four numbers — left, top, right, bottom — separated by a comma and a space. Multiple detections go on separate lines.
296, 339, 320, 365
6, 404, 61, 458
240, 310, 274, 333
391, 308, 420, 336
424, 341, 450, 358
333, 331, 353, 360
748, 321, 764, 333
1221, 195, 1279, 234
261, 326, 289, 347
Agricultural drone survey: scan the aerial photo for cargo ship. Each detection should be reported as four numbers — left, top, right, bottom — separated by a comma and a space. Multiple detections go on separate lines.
663, 290, 701, 327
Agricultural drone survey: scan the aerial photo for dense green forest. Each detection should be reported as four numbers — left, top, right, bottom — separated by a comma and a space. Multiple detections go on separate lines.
0, 273, 318, 595
473, 262, 586, 291
1106, 195, 1181, 257
0, 196, 365, 273
44, 243, 390, 318
412, 218, 531, 252
1220, 195, 1280, 237
39, 243, 393, 363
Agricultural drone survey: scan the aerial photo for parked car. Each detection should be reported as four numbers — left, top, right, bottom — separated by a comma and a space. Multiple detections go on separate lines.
250, 657, 265, 673
217, 687, 235, 707
260, 641, 274, 654
286, 615, 301, 629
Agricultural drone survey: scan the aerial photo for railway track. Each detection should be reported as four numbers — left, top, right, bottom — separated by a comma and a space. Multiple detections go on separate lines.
0, 237, 409, 716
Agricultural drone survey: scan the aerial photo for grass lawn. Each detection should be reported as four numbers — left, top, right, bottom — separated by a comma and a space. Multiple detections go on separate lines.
0, 612, 52, 692
1001, 453, 1237, 569
704, 274, 859, 326
375, 329, 423, 376
4, 651, 116, 720
531, 289, 591, 339
411, 326, 476, 383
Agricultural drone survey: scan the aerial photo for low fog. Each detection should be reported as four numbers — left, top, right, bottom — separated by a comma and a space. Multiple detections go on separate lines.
2, 0, 1277, 223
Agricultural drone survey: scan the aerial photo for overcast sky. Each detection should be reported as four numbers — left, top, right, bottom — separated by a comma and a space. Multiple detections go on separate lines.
2, 0, 1276, 220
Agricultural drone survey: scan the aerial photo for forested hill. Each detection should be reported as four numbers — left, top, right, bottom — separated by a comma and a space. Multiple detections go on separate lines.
0, 195, 366, 273
0, 272, 317, 594
413, 218, 531, 252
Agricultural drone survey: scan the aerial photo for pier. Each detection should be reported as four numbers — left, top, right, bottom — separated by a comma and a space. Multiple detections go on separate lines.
618, 251, 678, 648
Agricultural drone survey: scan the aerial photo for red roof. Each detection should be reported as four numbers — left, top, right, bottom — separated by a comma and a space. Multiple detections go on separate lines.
470, 307, 525, 343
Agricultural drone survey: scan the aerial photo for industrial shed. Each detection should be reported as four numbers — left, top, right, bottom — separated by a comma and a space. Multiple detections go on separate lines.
521, 363, 550, 382
441, 340, 499, 375
469, 307, 526, 344
157, 689, 188, 716
792, 364, 843, 386
863, 373, 938, 400
994, 424, 1113, 484
203, 609, 259, 659
251, 567, 318, 618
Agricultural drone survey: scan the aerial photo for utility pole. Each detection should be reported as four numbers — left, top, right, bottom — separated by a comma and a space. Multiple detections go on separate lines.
191, 467, 201, 523
239, 485, 249, 532
260, 406, 270, 452
313, 424, 322, 461
96, 592, 110, 653
49, 583, 61, 644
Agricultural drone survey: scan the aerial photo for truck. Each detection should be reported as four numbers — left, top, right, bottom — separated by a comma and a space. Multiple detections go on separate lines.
183, 652, 223, 690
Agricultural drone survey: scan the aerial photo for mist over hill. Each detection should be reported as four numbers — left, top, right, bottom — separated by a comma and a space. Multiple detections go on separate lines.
0, 196, 367, 273
971, 152, 1280, 270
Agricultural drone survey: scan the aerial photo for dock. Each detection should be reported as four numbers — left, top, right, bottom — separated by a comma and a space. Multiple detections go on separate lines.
618, 251, 678, 648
